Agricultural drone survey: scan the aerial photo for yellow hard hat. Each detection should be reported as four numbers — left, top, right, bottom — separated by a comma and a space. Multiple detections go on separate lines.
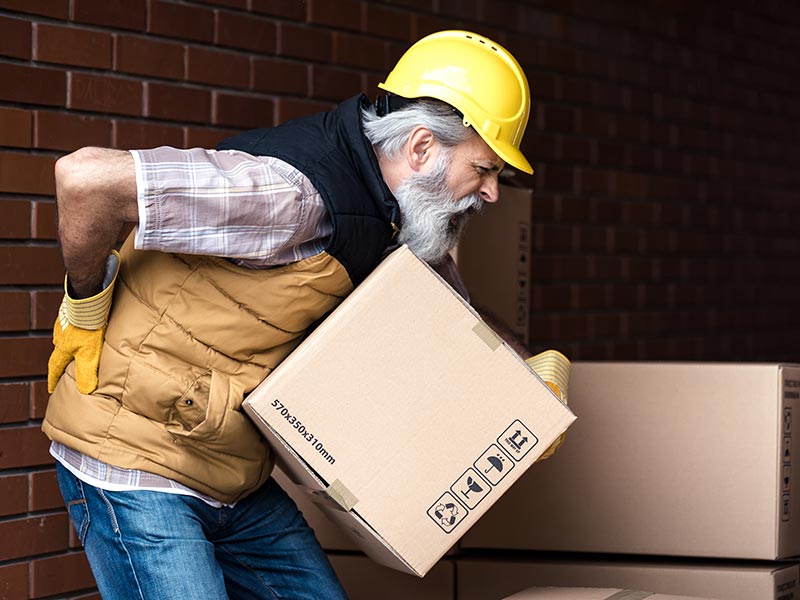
379, 30, 533, 174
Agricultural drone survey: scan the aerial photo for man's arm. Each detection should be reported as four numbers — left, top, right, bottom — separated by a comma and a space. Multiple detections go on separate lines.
55, 147, 139, 298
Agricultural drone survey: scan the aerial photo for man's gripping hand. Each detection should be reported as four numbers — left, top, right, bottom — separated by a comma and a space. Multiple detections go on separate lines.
48, 251, 120, 394
526, 349, 571, 461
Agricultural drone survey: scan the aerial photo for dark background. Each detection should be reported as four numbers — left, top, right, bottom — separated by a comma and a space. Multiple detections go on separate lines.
0, 0, 798, 597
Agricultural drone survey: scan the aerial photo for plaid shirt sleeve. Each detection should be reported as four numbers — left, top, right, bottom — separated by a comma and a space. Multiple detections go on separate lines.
130, 146, 331, 268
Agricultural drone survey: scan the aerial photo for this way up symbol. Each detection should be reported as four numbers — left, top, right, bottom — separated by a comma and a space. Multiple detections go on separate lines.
509, 430, 528, 451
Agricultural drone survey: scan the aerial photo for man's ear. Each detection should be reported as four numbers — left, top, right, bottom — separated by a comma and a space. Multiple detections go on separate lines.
405, 126, 436, 172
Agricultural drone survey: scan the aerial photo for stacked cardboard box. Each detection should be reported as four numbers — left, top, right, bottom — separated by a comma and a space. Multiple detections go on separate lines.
455, 557, 799, 600
456, 180, 533, 347
501, 585, 726, 600
454, 184, 800, 599
456, 362, 800, 599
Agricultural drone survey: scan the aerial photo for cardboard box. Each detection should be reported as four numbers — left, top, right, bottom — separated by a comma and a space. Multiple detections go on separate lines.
456, 558, 800, 600
275, 470, 456, 593
503, 587, 712, 600
329, 554, 454, 600
274, 464, 459, 555
272, 466, 358, 551
461, 362, 800, 560
244, 246, 575, 577
456, 181, 533, 345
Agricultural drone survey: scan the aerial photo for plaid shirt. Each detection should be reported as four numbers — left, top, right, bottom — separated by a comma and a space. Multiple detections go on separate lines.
132, 146, 332, 265
53, 146, 333, 506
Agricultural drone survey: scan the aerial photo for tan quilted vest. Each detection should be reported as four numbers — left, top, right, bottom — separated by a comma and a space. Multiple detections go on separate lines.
43, 235, 353, 503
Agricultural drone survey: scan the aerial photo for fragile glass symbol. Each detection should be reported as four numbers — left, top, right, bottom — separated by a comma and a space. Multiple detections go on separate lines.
434, 502, 459, 526
460, 476, 484, 500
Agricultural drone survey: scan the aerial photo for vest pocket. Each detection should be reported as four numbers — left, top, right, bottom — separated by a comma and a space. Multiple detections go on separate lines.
166, 369, 240, 442
170, 369, 213, 432
121, 359, 241, 443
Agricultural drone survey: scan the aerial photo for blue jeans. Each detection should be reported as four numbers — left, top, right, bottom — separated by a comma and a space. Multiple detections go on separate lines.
56, 463, 348, 600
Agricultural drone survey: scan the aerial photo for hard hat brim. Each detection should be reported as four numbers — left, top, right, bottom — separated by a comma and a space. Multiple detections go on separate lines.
491, 140, 533, 175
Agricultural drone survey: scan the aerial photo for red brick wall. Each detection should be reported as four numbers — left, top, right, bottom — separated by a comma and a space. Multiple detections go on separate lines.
0, 0, 798, 597
524, 2, 800, 363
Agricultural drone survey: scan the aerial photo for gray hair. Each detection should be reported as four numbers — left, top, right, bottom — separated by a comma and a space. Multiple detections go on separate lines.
361, 98, 476, 159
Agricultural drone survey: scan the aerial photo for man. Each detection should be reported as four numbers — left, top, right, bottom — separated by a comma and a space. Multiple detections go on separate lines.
43, 30, 532, 599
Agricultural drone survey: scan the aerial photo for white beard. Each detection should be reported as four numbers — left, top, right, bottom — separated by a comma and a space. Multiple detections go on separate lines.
393, 150, 484, 264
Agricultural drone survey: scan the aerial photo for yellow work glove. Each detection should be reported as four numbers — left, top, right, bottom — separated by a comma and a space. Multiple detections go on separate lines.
47, 251, 120, 394
526, 349, 571, 461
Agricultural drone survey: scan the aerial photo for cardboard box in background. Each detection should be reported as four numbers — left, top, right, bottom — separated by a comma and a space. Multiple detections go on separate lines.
503, 587, 714, 600
456, 181, 533, 345
330, 554, 453, 600
455, 558, 800, 600
462, 362, 800, 560
244, 246, 575, 577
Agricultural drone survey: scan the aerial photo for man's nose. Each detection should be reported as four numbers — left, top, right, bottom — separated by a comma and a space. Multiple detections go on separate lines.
480, 177, 500, 203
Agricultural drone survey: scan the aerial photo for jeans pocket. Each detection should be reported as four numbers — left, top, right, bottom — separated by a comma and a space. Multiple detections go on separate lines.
55, 464, 91, 544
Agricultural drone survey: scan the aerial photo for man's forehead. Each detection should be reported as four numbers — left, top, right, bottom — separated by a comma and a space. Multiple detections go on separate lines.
464, 135, 504, 169
470, 151, 505, 173
480, 159, 505, 172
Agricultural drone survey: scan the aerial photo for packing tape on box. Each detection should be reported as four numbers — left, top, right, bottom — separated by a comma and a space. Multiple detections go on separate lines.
326, 479, 359, 511
604, 591, 653, 600
472, 321, 502, 350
